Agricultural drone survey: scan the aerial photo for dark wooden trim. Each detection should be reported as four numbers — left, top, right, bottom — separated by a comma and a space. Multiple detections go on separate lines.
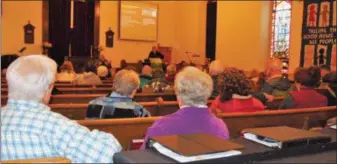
205, 1, 217, 61
94, 0, 100, 47
42, 0, 49, 42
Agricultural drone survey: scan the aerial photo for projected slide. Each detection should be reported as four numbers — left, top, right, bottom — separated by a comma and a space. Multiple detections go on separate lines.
120, 1, 158, 41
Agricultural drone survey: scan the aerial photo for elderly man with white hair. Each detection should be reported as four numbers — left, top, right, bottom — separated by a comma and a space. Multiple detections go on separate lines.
141, 66, 229, 149
1, 55, 122, 162
252, 58, 292, 103
86, 69, 151, 119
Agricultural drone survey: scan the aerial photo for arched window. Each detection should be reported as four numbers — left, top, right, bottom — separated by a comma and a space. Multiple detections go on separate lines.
270, 1, 292, 58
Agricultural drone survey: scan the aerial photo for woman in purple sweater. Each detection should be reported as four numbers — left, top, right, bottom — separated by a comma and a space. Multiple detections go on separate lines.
141, 66, 229, 149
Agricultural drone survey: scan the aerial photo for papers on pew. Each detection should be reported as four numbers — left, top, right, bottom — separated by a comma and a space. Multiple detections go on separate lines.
329, 124, 336, 129
152, 142, 242, 163
243, 133, 282, 149
148, 133, 244, 163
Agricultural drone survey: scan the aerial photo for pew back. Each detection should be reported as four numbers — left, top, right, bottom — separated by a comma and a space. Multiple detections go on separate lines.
1, 93, 177, 105
49, 100, 213, 120
78, 106, 337, 150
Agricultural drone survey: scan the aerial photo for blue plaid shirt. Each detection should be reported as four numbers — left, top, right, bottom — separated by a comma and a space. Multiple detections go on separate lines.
1, 99, 122, 163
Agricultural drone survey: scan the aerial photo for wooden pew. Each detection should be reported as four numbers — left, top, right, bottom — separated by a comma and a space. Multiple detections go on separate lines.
1, 87, 113, 94
1, 92, 177, 105
78, 106, 337, 150
78, 117, 159, 150
49, 100, 214, 120
219, 106, 337, 138
1, 157, 70, 163
50, 101, 159, 120
57, 87, 112, 94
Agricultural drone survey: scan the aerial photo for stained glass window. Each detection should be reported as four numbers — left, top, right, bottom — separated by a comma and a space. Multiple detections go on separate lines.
270, 1, 292, 58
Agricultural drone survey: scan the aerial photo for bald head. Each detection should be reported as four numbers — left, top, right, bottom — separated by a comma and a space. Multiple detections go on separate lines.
152, 46, 158, 53
209, 60, 223, 76
266, 58, 283, 76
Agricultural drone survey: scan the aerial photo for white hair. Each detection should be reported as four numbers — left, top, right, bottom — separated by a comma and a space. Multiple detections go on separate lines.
6, 55, 57, 102
97, 65, 109, 77
175, 66, 213, 106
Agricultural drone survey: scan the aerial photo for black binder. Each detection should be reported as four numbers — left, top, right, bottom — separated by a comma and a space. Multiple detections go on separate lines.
242, 126, 331, 149
148, 133, 244, 156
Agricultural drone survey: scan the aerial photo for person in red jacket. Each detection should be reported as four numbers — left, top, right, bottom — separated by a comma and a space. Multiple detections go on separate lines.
279, 66, 327, 109
210, 67, 265, 113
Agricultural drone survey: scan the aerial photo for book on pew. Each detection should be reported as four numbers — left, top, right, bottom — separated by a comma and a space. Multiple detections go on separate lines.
242, 126, 331, 149
147, 133, 244, 163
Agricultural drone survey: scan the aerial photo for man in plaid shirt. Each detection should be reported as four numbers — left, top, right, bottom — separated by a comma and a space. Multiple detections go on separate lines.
1, 55, 122, 163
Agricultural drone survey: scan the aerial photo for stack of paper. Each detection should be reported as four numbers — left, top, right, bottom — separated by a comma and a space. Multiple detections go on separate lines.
152, 142, 242, 163
243, 133, 282, 149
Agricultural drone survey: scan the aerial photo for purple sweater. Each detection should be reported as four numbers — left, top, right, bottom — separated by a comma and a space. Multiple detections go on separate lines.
141, 106, 229, 149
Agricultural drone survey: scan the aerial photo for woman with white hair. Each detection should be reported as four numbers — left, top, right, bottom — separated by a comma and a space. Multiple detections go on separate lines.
209, 60, 224, 99
141, 66, 229, 149
75, 59, 102, 85
1, 55, 122, 162
56, 60, 76, 82
97, 65, 109, 79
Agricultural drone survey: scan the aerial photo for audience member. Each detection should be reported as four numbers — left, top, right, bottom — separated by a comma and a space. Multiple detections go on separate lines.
98, 54, 112, 77
141, 67, 229, 149
320, 65, 331, 78
135, 60, 144, 74
249, 69, 259, 82
139, 65, 153, 88
142, 69, 172, 93
87, 69, 150, 119
166, 64, 177, 83
116, 59, 128, 73
279, 66, 327, 109
97, 65, 109, 80
209, 60, 224, 99
320, 71, 337, 106
253, 58, 292, 103
148, 46, 164, 59
75, 60, 102, 85
1, 55, 122, 162
176, 61, 188, 72
210, 68, 265, 113
56, 61, 76, 82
